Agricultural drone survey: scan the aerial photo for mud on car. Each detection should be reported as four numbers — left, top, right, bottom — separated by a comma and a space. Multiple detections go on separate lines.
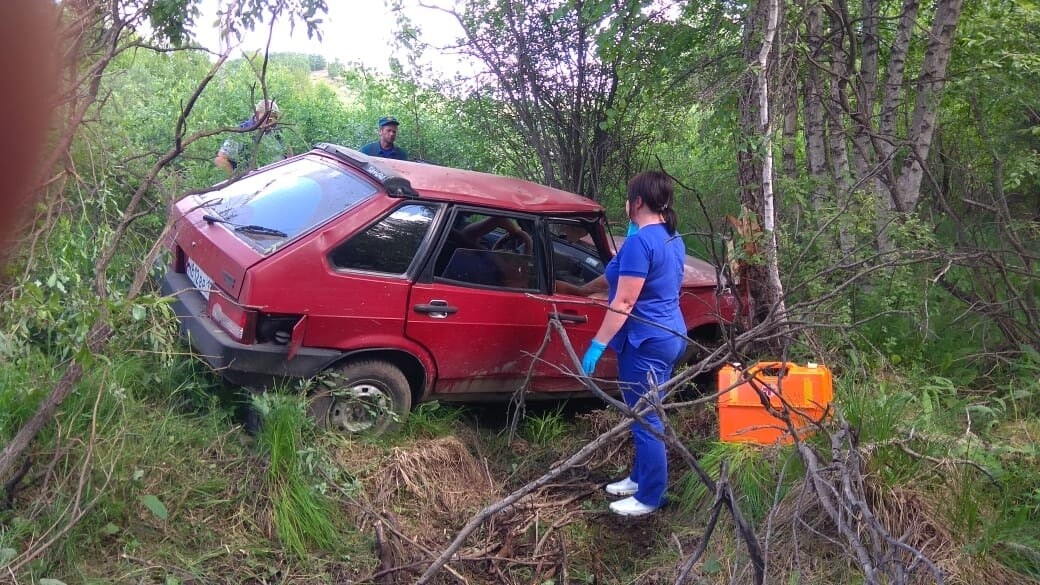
161, 144, 739, 434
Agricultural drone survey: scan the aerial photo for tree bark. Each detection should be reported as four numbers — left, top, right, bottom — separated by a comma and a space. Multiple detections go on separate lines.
756, 0, 786, 329
737, 0, 786, 333
893, 0, 965, 211
803, 1, 829, 216
823, 5, 857, 254
872, 0, 920, 251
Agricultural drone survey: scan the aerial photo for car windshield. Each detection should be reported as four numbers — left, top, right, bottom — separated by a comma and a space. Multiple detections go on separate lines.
211, 157, 379, 254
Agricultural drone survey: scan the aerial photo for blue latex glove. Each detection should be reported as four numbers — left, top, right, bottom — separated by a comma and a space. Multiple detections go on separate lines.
582, 340, 607, 376
626, 221, 639, 236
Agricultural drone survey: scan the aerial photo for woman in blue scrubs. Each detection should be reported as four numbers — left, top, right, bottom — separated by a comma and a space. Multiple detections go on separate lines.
581, 171, 686, 517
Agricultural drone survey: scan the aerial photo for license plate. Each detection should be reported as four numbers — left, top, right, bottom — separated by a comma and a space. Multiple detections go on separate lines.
186, 259, 213, 299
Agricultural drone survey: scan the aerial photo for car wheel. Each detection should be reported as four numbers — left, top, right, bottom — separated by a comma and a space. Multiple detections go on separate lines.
309, 360, 412, 436
678, 334, 722, 396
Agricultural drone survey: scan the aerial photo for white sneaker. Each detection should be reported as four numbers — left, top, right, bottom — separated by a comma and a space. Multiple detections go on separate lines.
609, 496, 658, 517
605, 477, 639, 497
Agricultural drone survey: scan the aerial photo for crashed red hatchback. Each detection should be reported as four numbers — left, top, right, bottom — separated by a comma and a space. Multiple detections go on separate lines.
162, 144, 739, 434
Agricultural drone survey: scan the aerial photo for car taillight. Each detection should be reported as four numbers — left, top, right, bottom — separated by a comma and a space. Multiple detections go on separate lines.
207, 291, 257, 343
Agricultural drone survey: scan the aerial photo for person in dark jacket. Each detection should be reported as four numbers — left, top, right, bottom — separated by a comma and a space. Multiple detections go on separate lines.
359, 116, 408, 160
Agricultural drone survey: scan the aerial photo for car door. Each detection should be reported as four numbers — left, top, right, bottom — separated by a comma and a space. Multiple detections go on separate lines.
306, 201, 444, 353
405, 208, 552, 397
530, 218, 618, 392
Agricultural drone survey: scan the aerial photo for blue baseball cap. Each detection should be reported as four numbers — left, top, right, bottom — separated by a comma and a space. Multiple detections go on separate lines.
378, 116, 399, 128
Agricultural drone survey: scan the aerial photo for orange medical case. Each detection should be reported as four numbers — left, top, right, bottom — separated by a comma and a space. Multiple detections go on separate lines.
717, 361, 833, 445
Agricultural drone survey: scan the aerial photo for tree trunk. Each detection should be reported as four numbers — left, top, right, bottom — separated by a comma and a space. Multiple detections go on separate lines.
893, 0, 966, 211
872, 0, 920, 251
823, 7, 857, 255
757, 0, 786, 328
803, 1, 829, 216
737, 0, 786, 333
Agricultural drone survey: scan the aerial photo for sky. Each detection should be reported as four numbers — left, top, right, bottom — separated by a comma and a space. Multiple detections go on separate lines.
194, 1, 469, 76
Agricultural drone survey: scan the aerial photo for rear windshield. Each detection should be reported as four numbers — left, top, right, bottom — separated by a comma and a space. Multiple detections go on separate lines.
209, 157, 379, 253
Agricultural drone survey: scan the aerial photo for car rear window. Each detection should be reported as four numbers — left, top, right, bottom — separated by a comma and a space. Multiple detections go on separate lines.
210, 157, 379, 253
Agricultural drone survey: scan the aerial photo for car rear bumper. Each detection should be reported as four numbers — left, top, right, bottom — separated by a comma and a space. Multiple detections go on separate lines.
161, 270, 342, 383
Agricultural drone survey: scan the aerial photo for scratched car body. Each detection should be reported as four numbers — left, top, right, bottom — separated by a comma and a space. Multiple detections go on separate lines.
161, 144, 739, 434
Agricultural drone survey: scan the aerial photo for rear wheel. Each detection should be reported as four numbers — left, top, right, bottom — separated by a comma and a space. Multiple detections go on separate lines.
308, 360, 412, 436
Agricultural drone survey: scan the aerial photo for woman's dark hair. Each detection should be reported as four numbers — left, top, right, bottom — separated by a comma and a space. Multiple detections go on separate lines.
627, 171, 677, 235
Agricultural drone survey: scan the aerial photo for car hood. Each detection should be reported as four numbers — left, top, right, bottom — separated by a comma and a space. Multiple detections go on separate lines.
609, 235, 719, 288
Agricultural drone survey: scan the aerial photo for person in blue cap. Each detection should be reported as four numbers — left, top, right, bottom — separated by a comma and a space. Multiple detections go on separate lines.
360, 116, 408, 160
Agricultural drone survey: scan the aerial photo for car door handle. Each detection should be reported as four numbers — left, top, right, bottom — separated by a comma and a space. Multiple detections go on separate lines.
414, 300, 458, 317
549, 312, 587, 324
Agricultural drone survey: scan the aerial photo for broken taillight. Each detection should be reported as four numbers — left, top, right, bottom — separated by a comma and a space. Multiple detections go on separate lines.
207, 291, 257, 344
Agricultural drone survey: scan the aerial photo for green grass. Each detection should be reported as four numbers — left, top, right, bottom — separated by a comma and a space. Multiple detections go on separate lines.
253, 394, 340, 557
675, 440, 801, 528
3, 297, 1040, 584
401, 400, 466, 437
521, 404, 571, 445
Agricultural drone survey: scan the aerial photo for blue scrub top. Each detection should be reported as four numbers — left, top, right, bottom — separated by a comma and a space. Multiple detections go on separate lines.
604, 223, 686, 351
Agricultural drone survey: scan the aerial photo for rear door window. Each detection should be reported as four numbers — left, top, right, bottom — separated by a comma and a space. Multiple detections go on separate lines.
547, 219, 605, 287
329, 203, 441, 275
210, 157, 379, 254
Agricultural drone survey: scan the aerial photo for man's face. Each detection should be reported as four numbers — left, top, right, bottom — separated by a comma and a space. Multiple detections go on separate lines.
379, 124, 398, 146
256, 108, 278, 129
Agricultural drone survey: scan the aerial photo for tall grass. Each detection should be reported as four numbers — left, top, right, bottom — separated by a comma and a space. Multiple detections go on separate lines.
675, 441, 798, 527
522, 405, 571, 446
402, 400, 465, 437
253, 394, 339, 557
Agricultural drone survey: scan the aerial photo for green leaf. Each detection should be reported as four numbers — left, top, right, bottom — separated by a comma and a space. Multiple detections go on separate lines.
139, 494, 169, 520
101, 522, 121, 536
0, 548, 16, 563
132, 305, 147, 321
39, 580, 68, 585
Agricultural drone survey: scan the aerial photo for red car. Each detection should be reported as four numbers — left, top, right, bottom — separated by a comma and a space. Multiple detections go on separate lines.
161, 144, 739, 434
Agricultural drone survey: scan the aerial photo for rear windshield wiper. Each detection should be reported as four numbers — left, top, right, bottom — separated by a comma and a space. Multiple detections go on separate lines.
202, 214, 288, 238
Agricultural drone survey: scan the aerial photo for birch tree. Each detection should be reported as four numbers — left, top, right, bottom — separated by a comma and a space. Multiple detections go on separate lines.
737, 0, 786, 333
802, 0, 966, 251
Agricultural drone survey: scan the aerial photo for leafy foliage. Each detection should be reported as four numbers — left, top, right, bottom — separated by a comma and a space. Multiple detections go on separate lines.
2, 0, 1040, 581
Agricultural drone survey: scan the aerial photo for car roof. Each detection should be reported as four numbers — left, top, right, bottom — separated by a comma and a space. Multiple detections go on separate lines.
313, 145, 603, 215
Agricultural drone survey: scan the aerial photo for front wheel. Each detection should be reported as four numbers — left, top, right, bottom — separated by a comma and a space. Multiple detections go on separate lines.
308, 360, 412, 436
677, 334, 723, 396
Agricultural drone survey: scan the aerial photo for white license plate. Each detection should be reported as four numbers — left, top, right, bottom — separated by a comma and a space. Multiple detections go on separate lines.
186, 259, 213, 299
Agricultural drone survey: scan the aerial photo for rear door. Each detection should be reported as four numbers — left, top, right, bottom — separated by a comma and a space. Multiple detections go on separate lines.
406, 207, 551, 397
285, 201, 444, 351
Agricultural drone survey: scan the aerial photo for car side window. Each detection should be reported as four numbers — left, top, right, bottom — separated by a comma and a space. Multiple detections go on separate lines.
329, 203, 439, 274
434, 210, 539, 290
548, 220, 604, 287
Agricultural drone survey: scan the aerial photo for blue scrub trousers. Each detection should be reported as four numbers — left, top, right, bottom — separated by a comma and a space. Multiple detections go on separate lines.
617, 335, 685, 508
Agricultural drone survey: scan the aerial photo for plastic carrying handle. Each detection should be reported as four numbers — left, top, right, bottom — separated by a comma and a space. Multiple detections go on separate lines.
746, 361, 792, 378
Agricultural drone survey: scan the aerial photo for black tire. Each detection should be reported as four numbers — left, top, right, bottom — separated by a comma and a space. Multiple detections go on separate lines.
678, 334, 722, 396
308, 360, 412, 436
